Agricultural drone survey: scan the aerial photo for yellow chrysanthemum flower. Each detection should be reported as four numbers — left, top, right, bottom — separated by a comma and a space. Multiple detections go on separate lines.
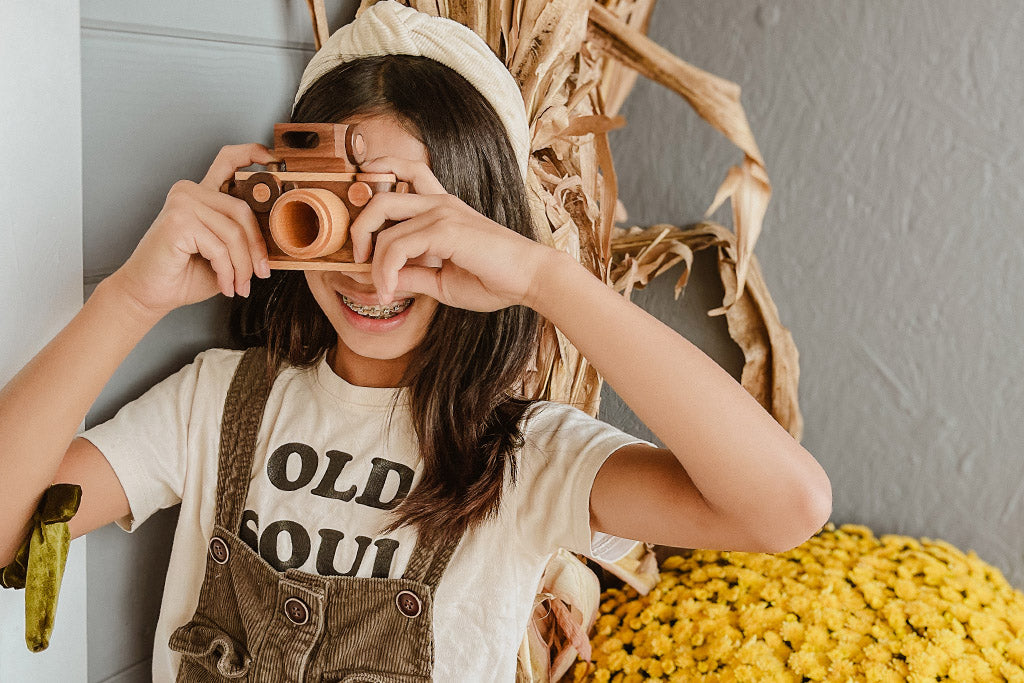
572, 524, 1024, 682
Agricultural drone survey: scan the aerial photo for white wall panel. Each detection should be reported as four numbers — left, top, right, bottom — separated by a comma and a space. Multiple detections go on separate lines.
82, 0, 357, 50
81, 30, 311, 280
0, 2, 88, 681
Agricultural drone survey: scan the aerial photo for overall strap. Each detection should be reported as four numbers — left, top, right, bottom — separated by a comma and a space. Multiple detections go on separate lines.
402, 527, 463, 590
214, 347, 279, 531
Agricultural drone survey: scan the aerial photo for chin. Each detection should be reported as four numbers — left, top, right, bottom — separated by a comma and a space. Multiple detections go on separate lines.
305, 271, 439, 361
335, 327, 424, 361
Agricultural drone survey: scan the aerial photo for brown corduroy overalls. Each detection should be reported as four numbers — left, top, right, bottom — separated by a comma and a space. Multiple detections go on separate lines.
168, 348, 463, 682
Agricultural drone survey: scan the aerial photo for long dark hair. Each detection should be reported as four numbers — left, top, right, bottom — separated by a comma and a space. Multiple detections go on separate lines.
231, 55, 541, 539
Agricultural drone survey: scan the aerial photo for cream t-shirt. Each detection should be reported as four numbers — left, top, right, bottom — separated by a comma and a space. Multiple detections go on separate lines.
80, 348, 647, 682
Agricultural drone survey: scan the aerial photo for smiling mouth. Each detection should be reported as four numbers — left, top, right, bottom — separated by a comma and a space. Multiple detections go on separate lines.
341, 294, 414, 319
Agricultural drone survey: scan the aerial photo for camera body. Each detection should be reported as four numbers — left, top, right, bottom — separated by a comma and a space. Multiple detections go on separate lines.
221, 122, 409, 271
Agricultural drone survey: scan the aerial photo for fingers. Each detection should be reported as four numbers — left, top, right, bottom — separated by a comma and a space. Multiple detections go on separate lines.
360, 156, 447, 195
370, 213, 454, 303
350, 193, 456, 263
191, 202, 256, 297
166, 180, 271, 297
197, 187, 271, 278
394, 265, 444, 301
188, 224, 238, 298
199, 143, 279, 192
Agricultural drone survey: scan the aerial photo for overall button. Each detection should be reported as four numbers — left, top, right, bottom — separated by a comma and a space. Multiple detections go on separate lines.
284, 597, 309, 626
396, 590, 421, 618
208, 537, 230, 564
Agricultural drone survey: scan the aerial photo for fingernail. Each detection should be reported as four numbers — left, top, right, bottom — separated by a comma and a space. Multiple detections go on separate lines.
258, 260, 270, 278
239, 281, 251, 298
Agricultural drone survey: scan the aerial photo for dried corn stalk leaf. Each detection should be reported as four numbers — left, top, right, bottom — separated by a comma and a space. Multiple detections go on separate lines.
716, 238, 804, 440
704, 157, 772, 308
305, 0, 330, 50
598, 0, 656, 116
510, 0, 593, 119
593, 541, 660, 595
519, 549, 601, 683
586, 2, 770, 304
445, 0, 490, 41
410, 0, 441, 17
586, 3, 763, 166
609, 226, 694, 301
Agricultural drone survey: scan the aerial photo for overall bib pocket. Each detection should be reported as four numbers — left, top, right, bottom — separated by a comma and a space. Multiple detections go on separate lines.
169, 621, 251, 679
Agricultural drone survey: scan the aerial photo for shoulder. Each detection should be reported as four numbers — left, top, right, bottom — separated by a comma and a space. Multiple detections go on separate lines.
517, 400, 648, 467
138, 347, 285, 411
176, 347, 319, 406
189, 346, 247, 373
162, 347, 247, 397
506, 401, 649, 558
519, 399, 592, 430
519, 400, 628, 448
177, 347, 306, 388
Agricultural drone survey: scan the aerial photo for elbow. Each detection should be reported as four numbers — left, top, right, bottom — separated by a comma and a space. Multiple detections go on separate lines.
753, 468, 833, 555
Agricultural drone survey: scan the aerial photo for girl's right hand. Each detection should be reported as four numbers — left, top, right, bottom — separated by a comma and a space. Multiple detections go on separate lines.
106, 144, 278, 319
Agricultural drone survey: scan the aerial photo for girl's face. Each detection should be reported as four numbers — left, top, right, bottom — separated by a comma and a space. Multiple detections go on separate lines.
304, 114, 441, 387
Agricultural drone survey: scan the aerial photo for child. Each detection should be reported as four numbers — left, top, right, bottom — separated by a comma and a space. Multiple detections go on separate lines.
0, 2, 831, 680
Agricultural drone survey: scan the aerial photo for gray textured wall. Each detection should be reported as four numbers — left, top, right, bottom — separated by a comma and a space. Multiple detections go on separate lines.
603, 0, 1024, 587
79, 2, 1024, 681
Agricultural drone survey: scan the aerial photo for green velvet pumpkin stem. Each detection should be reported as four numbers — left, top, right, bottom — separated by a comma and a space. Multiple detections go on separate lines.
0, 483, 82, 652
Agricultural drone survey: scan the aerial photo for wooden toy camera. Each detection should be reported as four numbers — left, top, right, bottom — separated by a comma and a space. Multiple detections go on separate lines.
221, 122, 409, 270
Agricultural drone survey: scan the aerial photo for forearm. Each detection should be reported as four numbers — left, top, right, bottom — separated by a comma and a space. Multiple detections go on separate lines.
0, 275, 160, 559
528, 249, 831, 535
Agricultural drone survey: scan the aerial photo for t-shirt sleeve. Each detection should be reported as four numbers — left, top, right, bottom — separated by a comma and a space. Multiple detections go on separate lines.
513, 401, 654, 560
77, 348, 241, 532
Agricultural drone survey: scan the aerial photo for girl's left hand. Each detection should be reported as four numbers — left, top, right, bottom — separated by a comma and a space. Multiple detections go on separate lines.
350, 156, 550, 312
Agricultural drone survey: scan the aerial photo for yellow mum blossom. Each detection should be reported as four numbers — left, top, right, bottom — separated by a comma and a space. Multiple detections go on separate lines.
573, 524, 1024, 681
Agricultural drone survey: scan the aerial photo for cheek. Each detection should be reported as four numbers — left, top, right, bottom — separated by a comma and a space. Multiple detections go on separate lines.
303, 272, 332, 309
410, 298, 440, 334
303, 271, 325, 294
304, 273, 354, 328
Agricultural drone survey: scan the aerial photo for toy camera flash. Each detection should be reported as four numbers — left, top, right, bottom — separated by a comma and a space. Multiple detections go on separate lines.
221, 123, 409, 271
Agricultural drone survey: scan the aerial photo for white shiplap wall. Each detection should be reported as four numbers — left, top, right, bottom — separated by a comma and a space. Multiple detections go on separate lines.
0, 3, 87, 681
79, 3, 358, 681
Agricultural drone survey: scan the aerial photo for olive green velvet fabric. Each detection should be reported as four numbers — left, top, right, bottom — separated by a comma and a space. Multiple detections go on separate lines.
1, 483, 82, 652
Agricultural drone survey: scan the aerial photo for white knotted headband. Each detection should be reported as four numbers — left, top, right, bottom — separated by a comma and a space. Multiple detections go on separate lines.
293, 0, 531, 180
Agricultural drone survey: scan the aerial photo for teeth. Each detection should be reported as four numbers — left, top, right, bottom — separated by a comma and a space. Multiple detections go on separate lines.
341, 295, 413, 319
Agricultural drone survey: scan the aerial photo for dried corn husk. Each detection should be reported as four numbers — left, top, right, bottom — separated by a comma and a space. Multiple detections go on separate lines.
592, 540, 660, 595
518, 549, 601, 683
